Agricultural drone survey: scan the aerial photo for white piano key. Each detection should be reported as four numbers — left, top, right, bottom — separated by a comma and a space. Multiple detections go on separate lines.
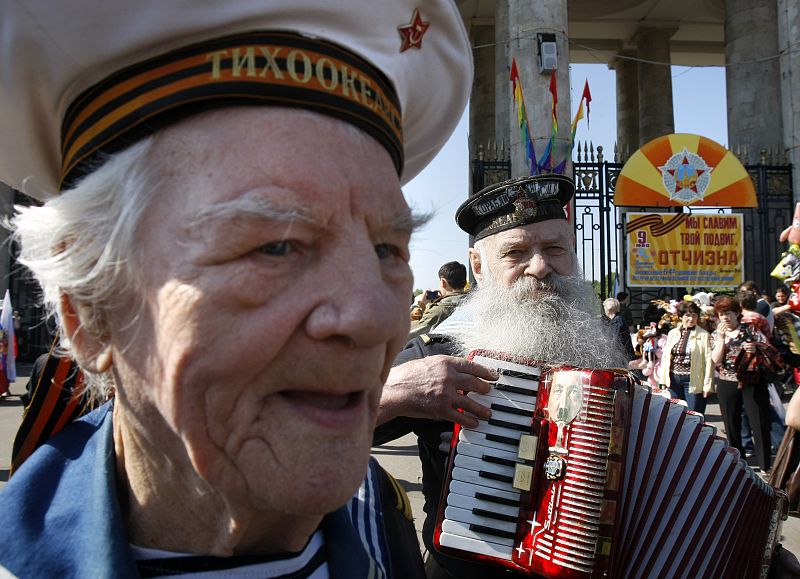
469, 385, 536, 405
444, 506, 519, 535
496, 373, 538, 393
485, 408, 533, 428
454, 454, 516, 479
449, 479, 521, 504
472, 419, 531, 439
447, 490, 520, 519
472, 355, 541, 378
469, 392, 536, 414
452, 466, 518, 493
459, 430, 520, 453
439, 532, 514, 561
440, 519, 517, 547
455, 441, 522, 465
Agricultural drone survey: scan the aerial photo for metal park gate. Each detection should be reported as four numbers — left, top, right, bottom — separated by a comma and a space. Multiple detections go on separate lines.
472, 144, 794, 317
572, 144, 794, 314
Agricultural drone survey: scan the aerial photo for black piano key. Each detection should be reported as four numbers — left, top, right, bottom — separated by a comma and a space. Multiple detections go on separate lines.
472, 508, 518, 524
485, 433, 520, 447
490, 402, 534, 418
469, 523, 518, 541
479, 470, 514, 484
483, 454, 517, 468
493, 383, 535, 397
498, 368, 539, 381
488, 418, 531, 433
475, 491, 520, 508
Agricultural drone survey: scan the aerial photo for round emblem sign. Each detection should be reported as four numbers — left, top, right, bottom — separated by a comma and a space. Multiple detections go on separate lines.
659, 147, 711, 203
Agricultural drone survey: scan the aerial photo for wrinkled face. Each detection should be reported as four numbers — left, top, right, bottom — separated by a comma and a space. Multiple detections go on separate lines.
471, 220, 576, 289
109, 108, 413, 516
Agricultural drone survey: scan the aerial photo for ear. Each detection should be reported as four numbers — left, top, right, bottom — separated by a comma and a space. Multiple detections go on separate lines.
60, 293, 113, 373
468, 247, 484, 285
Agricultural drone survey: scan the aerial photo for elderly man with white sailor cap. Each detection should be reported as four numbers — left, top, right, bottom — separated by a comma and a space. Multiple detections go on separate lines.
0, 1, 471, 577
375, 174, 631, 578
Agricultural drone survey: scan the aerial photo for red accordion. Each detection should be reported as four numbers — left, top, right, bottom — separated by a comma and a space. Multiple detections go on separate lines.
433, 350, 788, 579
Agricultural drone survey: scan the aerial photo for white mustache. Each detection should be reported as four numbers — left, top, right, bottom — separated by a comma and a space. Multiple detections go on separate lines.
453, 272, 629, 369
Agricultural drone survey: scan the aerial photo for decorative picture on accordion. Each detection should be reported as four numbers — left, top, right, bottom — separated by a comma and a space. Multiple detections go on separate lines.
434, 349, 789, 579
544, 372, 584, 480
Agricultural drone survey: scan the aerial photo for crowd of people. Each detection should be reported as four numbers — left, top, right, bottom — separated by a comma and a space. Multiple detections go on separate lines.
627, 282, 796, 476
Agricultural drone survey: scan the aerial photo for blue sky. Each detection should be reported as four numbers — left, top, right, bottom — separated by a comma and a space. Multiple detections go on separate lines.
401, 63, 728, 291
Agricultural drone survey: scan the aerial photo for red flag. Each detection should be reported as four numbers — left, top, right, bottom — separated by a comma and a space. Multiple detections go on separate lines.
510, 58, 520, 90
582, 79, 592, 127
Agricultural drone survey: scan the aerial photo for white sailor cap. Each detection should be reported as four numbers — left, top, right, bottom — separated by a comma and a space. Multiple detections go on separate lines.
0, 0, 472, 195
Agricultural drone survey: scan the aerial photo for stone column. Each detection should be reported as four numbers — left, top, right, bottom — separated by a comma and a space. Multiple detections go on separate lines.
635, 27, 675, 145
725, 0, 783, 159
778, 0, 800, 200
494, 0, 510, 162
612, 53, 640, 157
469, 24, 497, 195
502, 0, 570, 177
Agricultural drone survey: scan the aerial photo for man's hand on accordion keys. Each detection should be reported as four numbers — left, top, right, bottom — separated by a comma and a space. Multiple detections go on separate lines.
379, 355, 497, 428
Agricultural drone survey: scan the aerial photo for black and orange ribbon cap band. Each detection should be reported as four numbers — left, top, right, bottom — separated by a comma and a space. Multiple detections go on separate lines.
60, 31, 403, 190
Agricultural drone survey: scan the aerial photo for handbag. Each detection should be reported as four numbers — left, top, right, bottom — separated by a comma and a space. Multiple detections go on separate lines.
733, 324, 786, 387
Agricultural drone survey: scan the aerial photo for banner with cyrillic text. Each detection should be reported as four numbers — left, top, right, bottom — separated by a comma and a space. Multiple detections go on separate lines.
626, 212, 743, 288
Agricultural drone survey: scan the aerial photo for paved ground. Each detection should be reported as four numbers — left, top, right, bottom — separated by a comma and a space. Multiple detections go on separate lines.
0, 365, 796, 572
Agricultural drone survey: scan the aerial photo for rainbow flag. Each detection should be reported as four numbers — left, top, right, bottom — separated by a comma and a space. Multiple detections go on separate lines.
539, 70, 558, 172
510, 58, 538, 175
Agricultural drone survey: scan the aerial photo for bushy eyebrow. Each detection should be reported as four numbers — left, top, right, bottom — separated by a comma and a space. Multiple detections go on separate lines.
185, 193, 429, 242
401, 209, 432, 235
187, 196, 321, 230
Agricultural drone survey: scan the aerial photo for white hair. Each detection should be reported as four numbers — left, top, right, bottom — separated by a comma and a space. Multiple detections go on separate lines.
456, 239, 628, 369
12, 137, 162, 396
603, 298, 620, 315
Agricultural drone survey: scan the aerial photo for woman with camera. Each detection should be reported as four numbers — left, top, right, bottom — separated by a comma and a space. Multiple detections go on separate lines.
711, 295, 773, 473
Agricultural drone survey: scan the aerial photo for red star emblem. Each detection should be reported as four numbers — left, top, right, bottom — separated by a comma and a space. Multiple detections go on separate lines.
398, 8, 430, 52
666, 156, 705, 193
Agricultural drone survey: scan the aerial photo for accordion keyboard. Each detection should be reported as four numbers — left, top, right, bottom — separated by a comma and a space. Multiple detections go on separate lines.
438, 355, 542, 561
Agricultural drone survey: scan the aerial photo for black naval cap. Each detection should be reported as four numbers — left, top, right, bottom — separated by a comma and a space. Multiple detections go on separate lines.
456, 174, 575, 240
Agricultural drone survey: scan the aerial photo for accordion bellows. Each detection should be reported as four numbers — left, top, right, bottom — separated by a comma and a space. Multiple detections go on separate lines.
434, 350, 788, 578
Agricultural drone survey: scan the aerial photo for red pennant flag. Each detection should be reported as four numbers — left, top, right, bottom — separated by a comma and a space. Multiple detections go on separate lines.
582, 79, 592, 127
509, 58, 520, 90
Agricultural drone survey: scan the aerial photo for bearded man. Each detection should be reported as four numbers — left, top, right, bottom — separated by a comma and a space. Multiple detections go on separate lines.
375, 174, 628, 579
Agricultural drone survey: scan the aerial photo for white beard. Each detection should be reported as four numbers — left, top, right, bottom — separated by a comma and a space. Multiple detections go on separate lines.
451, 270, 629, 369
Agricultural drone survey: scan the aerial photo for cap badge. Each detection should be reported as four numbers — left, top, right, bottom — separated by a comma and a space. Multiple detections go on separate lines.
398, 8, 430, 52
511, 198, 538, 222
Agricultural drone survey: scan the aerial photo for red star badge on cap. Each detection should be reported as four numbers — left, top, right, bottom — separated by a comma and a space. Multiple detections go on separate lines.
398, 8, 430, 52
